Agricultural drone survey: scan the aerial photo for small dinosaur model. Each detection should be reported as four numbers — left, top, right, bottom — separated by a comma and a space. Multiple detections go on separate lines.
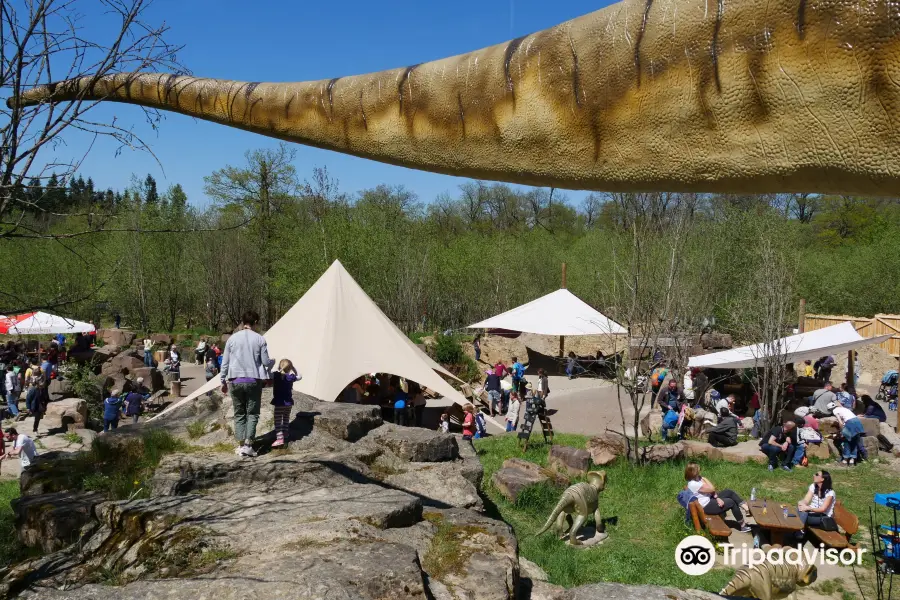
720, 562, 817, 600
534, 471, 606, 546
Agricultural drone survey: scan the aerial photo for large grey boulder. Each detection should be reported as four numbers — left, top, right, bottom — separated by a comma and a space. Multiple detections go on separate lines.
860, 417, 880, 438
98, 329, 136, 348
492, 464, 549, 504
293, 396, 382, 441
586, 432, 628, 466
44, 398, 87, 430
46, 378, 74, 401
548, 445, 590, 476
384, 461, 483, 511
13, 491, 106, 553
366, 423, 458, 462
422, 508, 518, 600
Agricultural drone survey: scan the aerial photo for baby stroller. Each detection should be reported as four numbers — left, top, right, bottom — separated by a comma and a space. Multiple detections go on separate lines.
877, 370, 898, 410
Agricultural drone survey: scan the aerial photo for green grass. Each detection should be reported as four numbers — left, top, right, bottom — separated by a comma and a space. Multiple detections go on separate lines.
63, 432, 84, 445
474, 434, 893, 592
186, 420, 207, 439
0, 480, 31, 569
68, 430, 189, 500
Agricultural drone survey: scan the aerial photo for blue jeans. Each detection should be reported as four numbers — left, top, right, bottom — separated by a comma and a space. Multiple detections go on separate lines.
103, 418, 119, 432
506, 420, 516, 432
566, 364, 585, 377
761, 443, 803, 468
144, 350, 152, 366
25, 388, 38, 413
475, 348, 481, 361
6, 392, 19, 417
841, 418, 865, 460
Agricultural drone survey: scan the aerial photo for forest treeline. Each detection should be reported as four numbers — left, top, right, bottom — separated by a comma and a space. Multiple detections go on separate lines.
3, 143, 899, 335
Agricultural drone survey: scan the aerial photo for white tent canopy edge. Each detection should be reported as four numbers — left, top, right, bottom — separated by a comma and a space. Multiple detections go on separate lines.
687, 321, 893, 370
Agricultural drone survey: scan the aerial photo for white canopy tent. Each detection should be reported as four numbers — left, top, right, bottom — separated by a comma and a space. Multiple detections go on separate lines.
0, 312, 94, 336
688, 322, 893, 370
155, 260, 467, 420
468, 289, 627, 336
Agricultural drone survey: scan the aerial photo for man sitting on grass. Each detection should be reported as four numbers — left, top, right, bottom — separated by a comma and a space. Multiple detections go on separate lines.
759, 418, 806, 471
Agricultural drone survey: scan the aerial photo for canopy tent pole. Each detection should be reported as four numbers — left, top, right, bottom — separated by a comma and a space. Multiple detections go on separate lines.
558, 263, 567, 357
798, 298, 807, 333
847, 350, 855, 391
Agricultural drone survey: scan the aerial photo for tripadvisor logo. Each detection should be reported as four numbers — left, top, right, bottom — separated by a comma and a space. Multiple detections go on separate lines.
675, 536, 866, 576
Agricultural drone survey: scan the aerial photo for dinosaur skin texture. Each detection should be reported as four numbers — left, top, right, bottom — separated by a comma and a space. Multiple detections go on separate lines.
721, 563, 817, 600
534, 471, 607, 546
8, 0, 900, 195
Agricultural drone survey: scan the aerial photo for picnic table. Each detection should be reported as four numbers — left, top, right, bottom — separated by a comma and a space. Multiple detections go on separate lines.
748, 499, 804, 546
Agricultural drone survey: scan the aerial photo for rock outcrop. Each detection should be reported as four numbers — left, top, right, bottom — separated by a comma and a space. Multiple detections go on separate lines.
0, 395, 508, 600
548, 445, 590, 477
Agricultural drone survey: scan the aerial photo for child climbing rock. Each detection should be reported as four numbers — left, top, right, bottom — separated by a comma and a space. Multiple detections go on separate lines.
271, 358, 300, 447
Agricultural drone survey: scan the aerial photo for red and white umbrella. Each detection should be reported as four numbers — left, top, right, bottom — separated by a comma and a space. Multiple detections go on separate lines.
0, 312, 95, 336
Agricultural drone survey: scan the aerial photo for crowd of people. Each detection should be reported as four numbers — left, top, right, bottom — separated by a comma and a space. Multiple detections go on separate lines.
651, 351, 887, 472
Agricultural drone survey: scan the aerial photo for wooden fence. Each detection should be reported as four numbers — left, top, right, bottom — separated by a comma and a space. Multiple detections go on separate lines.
804, 313, 900, 357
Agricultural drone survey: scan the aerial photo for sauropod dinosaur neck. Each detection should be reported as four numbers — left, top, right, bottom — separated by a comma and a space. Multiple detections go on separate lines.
9, 0, 900, 195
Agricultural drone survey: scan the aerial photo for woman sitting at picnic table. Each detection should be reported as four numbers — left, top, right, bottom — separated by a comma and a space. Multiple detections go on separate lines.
797, 470, 835, 531
684, 463, 752, 533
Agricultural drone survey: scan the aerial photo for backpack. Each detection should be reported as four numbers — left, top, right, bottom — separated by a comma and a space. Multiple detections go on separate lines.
475, 413, 486, 435
514, 363, 525, 379
394, 399, 406, 410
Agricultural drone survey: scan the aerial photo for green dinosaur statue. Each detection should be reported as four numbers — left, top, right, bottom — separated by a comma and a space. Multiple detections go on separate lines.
8, 0, 900, 195
721, 562, 817, 600
534, 470, 607, 546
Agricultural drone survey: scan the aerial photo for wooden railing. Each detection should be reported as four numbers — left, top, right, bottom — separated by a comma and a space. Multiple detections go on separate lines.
804, 313, 900, 357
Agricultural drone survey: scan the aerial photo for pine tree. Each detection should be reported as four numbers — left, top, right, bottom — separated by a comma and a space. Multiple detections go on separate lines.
144, 174, 159, 204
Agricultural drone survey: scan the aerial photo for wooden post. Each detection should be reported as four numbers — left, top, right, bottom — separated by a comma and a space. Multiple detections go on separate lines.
846, 350, 855, 391
798, 299, 807, 333
559, 263, 567, 357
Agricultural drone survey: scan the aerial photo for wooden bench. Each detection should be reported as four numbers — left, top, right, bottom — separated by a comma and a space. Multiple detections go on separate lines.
689, 499, 732, 539
808, 501, 859, 548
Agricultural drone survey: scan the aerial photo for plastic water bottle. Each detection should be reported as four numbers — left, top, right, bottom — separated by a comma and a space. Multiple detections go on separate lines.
750, 488, 756, 501
783, 506, 789, 519
753, 533, 760, 549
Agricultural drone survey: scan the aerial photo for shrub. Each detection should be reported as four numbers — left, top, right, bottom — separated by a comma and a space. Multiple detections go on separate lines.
432, 334, 465, 365
69, 430, 189, 500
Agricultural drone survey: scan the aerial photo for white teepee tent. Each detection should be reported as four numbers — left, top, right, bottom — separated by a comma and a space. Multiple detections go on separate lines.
154, 260, 467, 419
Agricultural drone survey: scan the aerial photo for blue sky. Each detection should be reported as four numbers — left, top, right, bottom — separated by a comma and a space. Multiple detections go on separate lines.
57, 0, 611, 208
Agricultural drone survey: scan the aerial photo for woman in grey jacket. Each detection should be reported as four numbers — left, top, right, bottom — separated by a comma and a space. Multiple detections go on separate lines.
220, 311, 272, 458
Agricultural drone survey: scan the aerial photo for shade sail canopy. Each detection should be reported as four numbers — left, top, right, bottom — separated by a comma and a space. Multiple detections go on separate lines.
155, 260, 467, 419
688, 322, 893, 370
469, 289, 626, 336
0, 312, 94, 336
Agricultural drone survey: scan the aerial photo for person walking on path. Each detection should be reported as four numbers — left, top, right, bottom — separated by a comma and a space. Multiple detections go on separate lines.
270, 358, 300, 447
220, 311, 272, 458
473, 334, 482, 362
5, 367, 20, 419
